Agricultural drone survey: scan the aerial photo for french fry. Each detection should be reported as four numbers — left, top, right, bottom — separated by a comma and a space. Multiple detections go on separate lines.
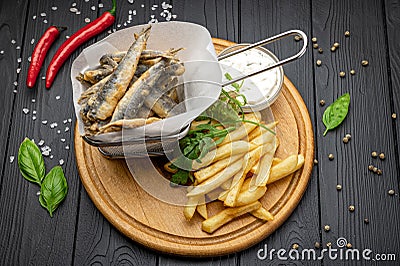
219, 180, 266, 206
265, 154, 304, 185
250, 157, 282, 174
272, 157, 282, 166
251, 205, 274, 221
219, 112, 261, 146
220, 177, 233, 190
224, 146, 264, 207
194, 154, 243, 183
196, 195, 208, 219
192, 140, 251, 170
187, 159, 243, 197
248, 121, 278, 142
183, 195, 201, 220
201, 201, 261, 233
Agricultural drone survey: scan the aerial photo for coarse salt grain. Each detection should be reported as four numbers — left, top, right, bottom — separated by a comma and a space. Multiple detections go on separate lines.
72, 2, 77, 7
16, 68, 21, 74
32, 99, 36, 103
16, 46, 21, 50
50, 155, 54, 159
42, 76, 45, 80
33, 15, 37, 20
32, 116, 36, 121
40, 12, 46, 17
38, 140, 45, 146
91, 6, 96, 11
63, 120, 68, 124
52, 6, 57, 11
14, 81, 18, 86
23, 108, 29, 114
17, 58, 22, 63
99, 3, 104, 8
50, 122, 58, 128
70, 7, 78, 13
65, 127, 70, 132
65, 145, 70, 150
66, 36, 70, 39
36, 191, 41, 196
43, 20, 48, 24
0, 51, 4, 55
31, 38, 35, 44
60, 138, 66, 142
85, 18, 91, 23
141, 4, 144, 7
76, 11, 81, 15
59, 159, 64, 165
32, 110, 37, 114
128, 0, 134, 4
11, 40, 16, 44
42, 120, 48, 125
133, 10, 136, 15
13, 90, 17, 94
129, 10, 132, 14
55, 95, 60, 100
28, 56, 31, 62
9, 156, 15, 163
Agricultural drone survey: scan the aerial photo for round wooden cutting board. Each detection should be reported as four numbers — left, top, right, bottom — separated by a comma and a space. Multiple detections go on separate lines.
74, 38, 314, 257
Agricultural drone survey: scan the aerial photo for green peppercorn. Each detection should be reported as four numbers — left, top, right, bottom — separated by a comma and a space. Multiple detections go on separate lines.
324, 225, 330, 232
343, 137, 349, 143
350, 69, 356, 75
333, 42, 340, 48
345, 31, 350, 37
371, 151, 378, 158
313, 43, 319, 49
379, 153, 385, 160
311, 37, 317, 43
316, 60, 322, 66
319, 99, 325, 106
336, 184, 342, 191
331, 47, 336, 52
392, 113, 397, 119
340, 71, 346, 77
348, 205, 355, 212
368, 165, 374, 171
318, 48, 323, 54
328, 154, 334, 160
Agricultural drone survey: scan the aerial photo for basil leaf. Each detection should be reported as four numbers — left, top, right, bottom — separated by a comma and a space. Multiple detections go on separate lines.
40, 166, 68, 217
323, 93, 350, 136
18, 138, 45, 186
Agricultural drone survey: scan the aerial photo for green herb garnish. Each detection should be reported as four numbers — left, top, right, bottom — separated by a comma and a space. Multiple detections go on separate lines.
323, 93, 350, 136
18, 138, 68, 217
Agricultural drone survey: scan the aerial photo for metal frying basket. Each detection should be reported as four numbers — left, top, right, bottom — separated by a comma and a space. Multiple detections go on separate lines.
82, 30, 307, 158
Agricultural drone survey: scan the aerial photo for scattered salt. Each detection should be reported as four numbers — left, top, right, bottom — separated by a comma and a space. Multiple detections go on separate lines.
70, 7, 78, 13
9, 156, 15, 163
38, 140, 45, 146
91, 6, 96, 11
36, 191, 41, 196
72, 2, 77, 7
57, 130, 61, 134
117, 24, 121, 28
50, 122, 58, 128
28, 56, 31, 62
17, 58, 22, 63
42, 120, 48, 125
0, 51, 4, 55
32, 110, 36, 114
42, 76, 45, 80
11, 40, 16, 44
13, 81, 18, 86
13, 90, 17, 94
41, 146, 51, 157
40, 12, 46, 17
33, 15, 37, 20
68, 118, 72, 123
30, 38, 35, 44
16, 46, 21, 50
66, 36, 70, 39
51, 6, 58, 11
23, 108, 29, 114
129, 10, 132, 14
55, 95, 60, 100
141, 4, 144, 8
99, 3, 104, 8
63, 120, 68, 124
32, 116, 36, 121
76, 11, 81, 15
65, 127, 70, 132
43, 19, 48, 24
50, 155, 54, 159
59, 159, 64, 165
60, 138, 66, 143
133, 10, 136, 15
65, 145, 70, 150
31, 99, 36, 103
128, 0, 134, 4
85, 18, 91, 23
16, 68, 21, 74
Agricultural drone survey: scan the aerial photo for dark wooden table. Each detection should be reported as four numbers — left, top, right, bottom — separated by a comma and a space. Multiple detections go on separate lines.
1, 0, 399, 265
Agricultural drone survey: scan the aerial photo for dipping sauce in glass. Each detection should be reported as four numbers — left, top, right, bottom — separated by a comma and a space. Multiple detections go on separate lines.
219, 45, 283, 111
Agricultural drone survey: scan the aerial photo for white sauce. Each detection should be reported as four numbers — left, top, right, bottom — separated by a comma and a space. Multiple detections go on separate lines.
220, 48, 282, 107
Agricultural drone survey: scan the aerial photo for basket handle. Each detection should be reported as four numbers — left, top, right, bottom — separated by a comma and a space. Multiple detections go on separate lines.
218, 30, 308, 87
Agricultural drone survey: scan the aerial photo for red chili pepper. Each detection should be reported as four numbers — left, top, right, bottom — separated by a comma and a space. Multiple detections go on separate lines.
45, 0, 116, 89
26, 26, 66, 88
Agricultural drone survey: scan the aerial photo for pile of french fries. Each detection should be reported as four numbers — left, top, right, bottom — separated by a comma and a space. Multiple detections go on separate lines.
164, 111, 305, 234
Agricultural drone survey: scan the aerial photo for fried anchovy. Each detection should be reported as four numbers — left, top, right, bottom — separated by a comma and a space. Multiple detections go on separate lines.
78, 75, 111, 105
83, 25, 151, 122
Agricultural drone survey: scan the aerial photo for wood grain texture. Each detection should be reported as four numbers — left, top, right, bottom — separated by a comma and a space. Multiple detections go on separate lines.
74, 38, 314, 257
312, 1, 400, 265
0, 0, 99, 264
239, 1, 321, 265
